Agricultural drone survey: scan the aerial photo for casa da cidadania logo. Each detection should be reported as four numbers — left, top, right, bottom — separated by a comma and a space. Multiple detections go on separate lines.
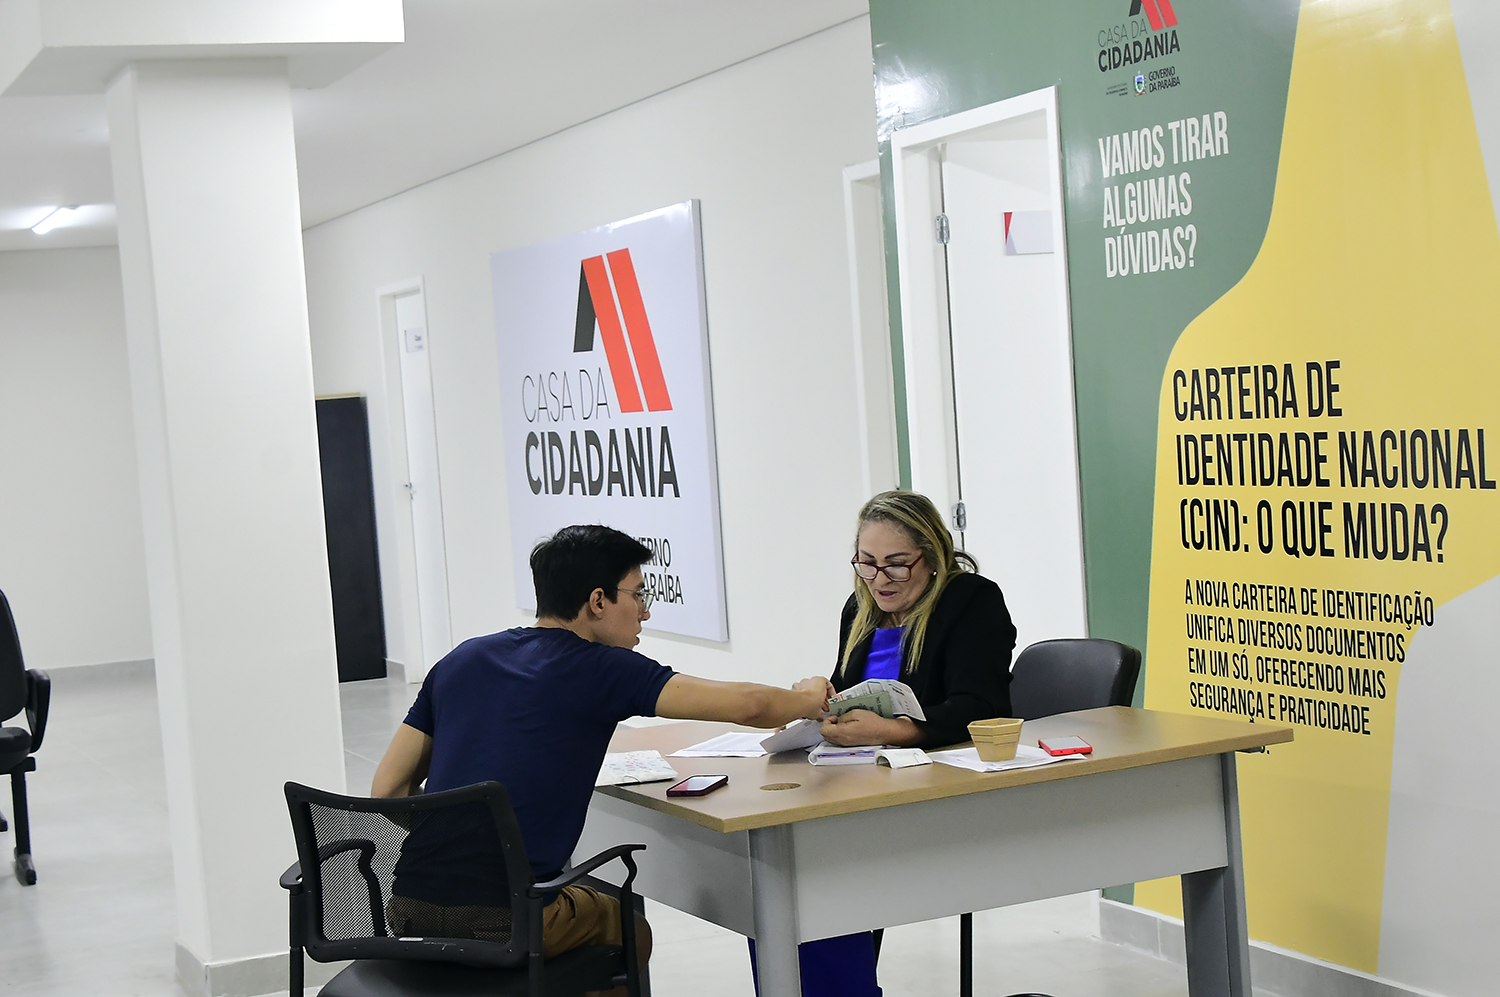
1130, 0, 1177, 31
1098, 0, 1181, 74
574, 249, 673, 414
520, 247, 682, 500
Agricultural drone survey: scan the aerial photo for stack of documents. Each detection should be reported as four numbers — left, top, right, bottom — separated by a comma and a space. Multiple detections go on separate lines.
927, 745, 1083, 774
809, 744, 933, 767
596, 750, 680, 787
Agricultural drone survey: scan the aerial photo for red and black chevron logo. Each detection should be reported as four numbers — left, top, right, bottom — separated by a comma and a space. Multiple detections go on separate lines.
1129, 0, 1178, 31
574, 249, 673, 413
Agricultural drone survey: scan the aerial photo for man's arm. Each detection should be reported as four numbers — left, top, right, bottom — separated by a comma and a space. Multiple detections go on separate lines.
654, 674, 829, 728
372, 723, 434, 798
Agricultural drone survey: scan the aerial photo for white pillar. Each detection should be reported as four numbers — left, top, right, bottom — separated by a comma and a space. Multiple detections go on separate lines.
107, 58, 348, 996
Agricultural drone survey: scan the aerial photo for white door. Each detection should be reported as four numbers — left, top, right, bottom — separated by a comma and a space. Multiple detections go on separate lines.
890, 89, 1088, 657
394, 290, 453, 678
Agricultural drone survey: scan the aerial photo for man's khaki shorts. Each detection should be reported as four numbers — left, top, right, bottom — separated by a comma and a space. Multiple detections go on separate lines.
386, 884, 622, 958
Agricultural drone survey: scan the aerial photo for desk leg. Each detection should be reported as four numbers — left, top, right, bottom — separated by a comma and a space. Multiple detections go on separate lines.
1181, 752, 1252, 997
749, 825, 801, 997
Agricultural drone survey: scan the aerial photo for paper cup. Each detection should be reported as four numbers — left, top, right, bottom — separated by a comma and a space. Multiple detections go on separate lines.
975, 740, 1020, 762
969, 717, 1023, 762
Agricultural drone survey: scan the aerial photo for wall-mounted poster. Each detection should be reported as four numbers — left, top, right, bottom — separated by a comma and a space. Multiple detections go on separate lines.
490, 201, 728, 642
869, 2, 1500, 993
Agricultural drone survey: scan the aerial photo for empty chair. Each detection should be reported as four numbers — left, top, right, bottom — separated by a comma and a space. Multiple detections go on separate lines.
283, 779, 646, 997
1009, 638, 1142, 721
0, 588, 51, 886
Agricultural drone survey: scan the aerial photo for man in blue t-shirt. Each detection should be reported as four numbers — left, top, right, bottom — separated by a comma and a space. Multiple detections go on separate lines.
371, 525, 830, 974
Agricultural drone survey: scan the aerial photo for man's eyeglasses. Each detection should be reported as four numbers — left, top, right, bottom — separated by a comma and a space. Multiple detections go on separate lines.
850, 554, 923, 583
620, 586, 655, 611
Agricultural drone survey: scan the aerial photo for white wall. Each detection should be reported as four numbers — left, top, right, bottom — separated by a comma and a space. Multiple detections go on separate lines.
1373, 9, 1500, 997
0, 246, 153, 670
304, 18, 878, 686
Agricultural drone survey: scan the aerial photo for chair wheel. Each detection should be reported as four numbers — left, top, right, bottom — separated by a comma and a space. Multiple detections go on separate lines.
14, 852, 36, 886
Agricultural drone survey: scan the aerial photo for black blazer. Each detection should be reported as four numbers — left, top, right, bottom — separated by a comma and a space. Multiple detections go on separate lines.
835, 572, 1017, 748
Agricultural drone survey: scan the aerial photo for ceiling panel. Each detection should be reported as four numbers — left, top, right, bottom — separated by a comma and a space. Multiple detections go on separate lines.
0, 0, 868, 250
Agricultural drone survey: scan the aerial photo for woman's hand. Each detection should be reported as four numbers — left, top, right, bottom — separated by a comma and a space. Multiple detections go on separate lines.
820, 710, 923, 747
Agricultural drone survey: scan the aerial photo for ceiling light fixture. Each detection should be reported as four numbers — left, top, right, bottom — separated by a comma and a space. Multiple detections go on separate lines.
31, 206, 79, 234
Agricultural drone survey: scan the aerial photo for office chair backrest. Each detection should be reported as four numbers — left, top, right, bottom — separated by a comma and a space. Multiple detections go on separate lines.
0, 590, 27, 722
285, 780, 537, 969
1009, 639, 1142, 720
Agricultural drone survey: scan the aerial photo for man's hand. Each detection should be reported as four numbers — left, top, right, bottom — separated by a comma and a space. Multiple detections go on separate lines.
820, 710, 924, 747
791, 677, 835, 715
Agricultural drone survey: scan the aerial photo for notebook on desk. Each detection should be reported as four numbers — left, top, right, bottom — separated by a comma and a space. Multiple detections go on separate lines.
808, 742, 880, 766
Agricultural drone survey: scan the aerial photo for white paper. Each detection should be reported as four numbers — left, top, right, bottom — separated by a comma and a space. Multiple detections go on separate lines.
760, 718, 825, 754
1004, 209, 1055, 255
829, 679, 927, 721
927, 744, 1082, 774
669, 732, 770, 758
596, 750, 680, 787
875, 747, 933, 769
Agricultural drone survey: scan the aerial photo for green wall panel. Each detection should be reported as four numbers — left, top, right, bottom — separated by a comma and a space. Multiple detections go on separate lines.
868, 0, 1300, 902
869, 0, 1299, 686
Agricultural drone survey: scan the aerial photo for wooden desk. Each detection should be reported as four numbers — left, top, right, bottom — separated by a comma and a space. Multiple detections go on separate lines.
575, 707, 1292, 997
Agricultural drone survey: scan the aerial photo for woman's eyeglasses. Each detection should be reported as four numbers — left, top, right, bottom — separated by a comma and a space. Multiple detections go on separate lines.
850, 554, 923, 583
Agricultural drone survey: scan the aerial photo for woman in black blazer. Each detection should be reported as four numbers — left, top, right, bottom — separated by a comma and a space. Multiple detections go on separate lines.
749, 492, 1017, 997
821, 489, 1018, 748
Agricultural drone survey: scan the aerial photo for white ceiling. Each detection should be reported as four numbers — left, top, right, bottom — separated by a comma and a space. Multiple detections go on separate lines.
0, 0, 869, 252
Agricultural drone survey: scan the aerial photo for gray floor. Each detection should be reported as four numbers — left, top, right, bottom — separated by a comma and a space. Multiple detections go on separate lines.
0, 666, 1236, 997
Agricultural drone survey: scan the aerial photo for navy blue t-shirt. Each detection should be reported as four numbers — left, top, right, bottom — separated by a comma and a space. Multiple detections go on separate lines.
395, 627, 674, 905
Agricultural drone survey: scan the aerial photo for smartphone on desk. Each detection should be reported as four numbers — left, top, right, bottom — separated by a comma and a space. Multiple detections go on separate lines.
666, 774, 729, 797
1038, 736, 1092, 756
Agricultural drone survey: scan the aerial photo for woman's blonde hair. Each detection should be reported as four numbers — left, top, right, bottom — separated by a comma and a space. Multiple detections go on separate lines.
838, 490, 977, 679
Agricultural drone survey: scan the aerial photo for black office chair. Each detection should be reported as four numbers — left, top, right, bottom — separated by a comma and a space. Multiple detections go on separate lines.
954, 638, 1142, 997
0, 588, 51, 886
1009, 639, 1142, 724
282, 780, 646, 997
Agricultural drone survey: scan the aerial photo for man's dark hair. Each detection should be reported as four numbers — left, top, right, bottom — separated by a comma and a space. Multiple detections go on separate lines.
530, 525, 652, 620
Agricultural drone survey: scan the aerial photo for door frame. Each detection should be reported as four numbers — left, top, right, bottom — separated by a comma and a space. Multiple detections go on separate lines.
374, 277, 453, 683
842, 160, 901, 499
889, 86, 1080, 530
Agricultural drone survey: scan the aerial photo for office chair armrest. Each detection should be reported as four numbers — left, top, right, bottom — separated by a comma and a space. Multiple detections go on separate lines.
290, 838, 387, 934
527, 843, 646, 897
530, 845, 647, 997
282, 860, 308, 994
25, 669, 50, 753
279, 835, 383, 893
